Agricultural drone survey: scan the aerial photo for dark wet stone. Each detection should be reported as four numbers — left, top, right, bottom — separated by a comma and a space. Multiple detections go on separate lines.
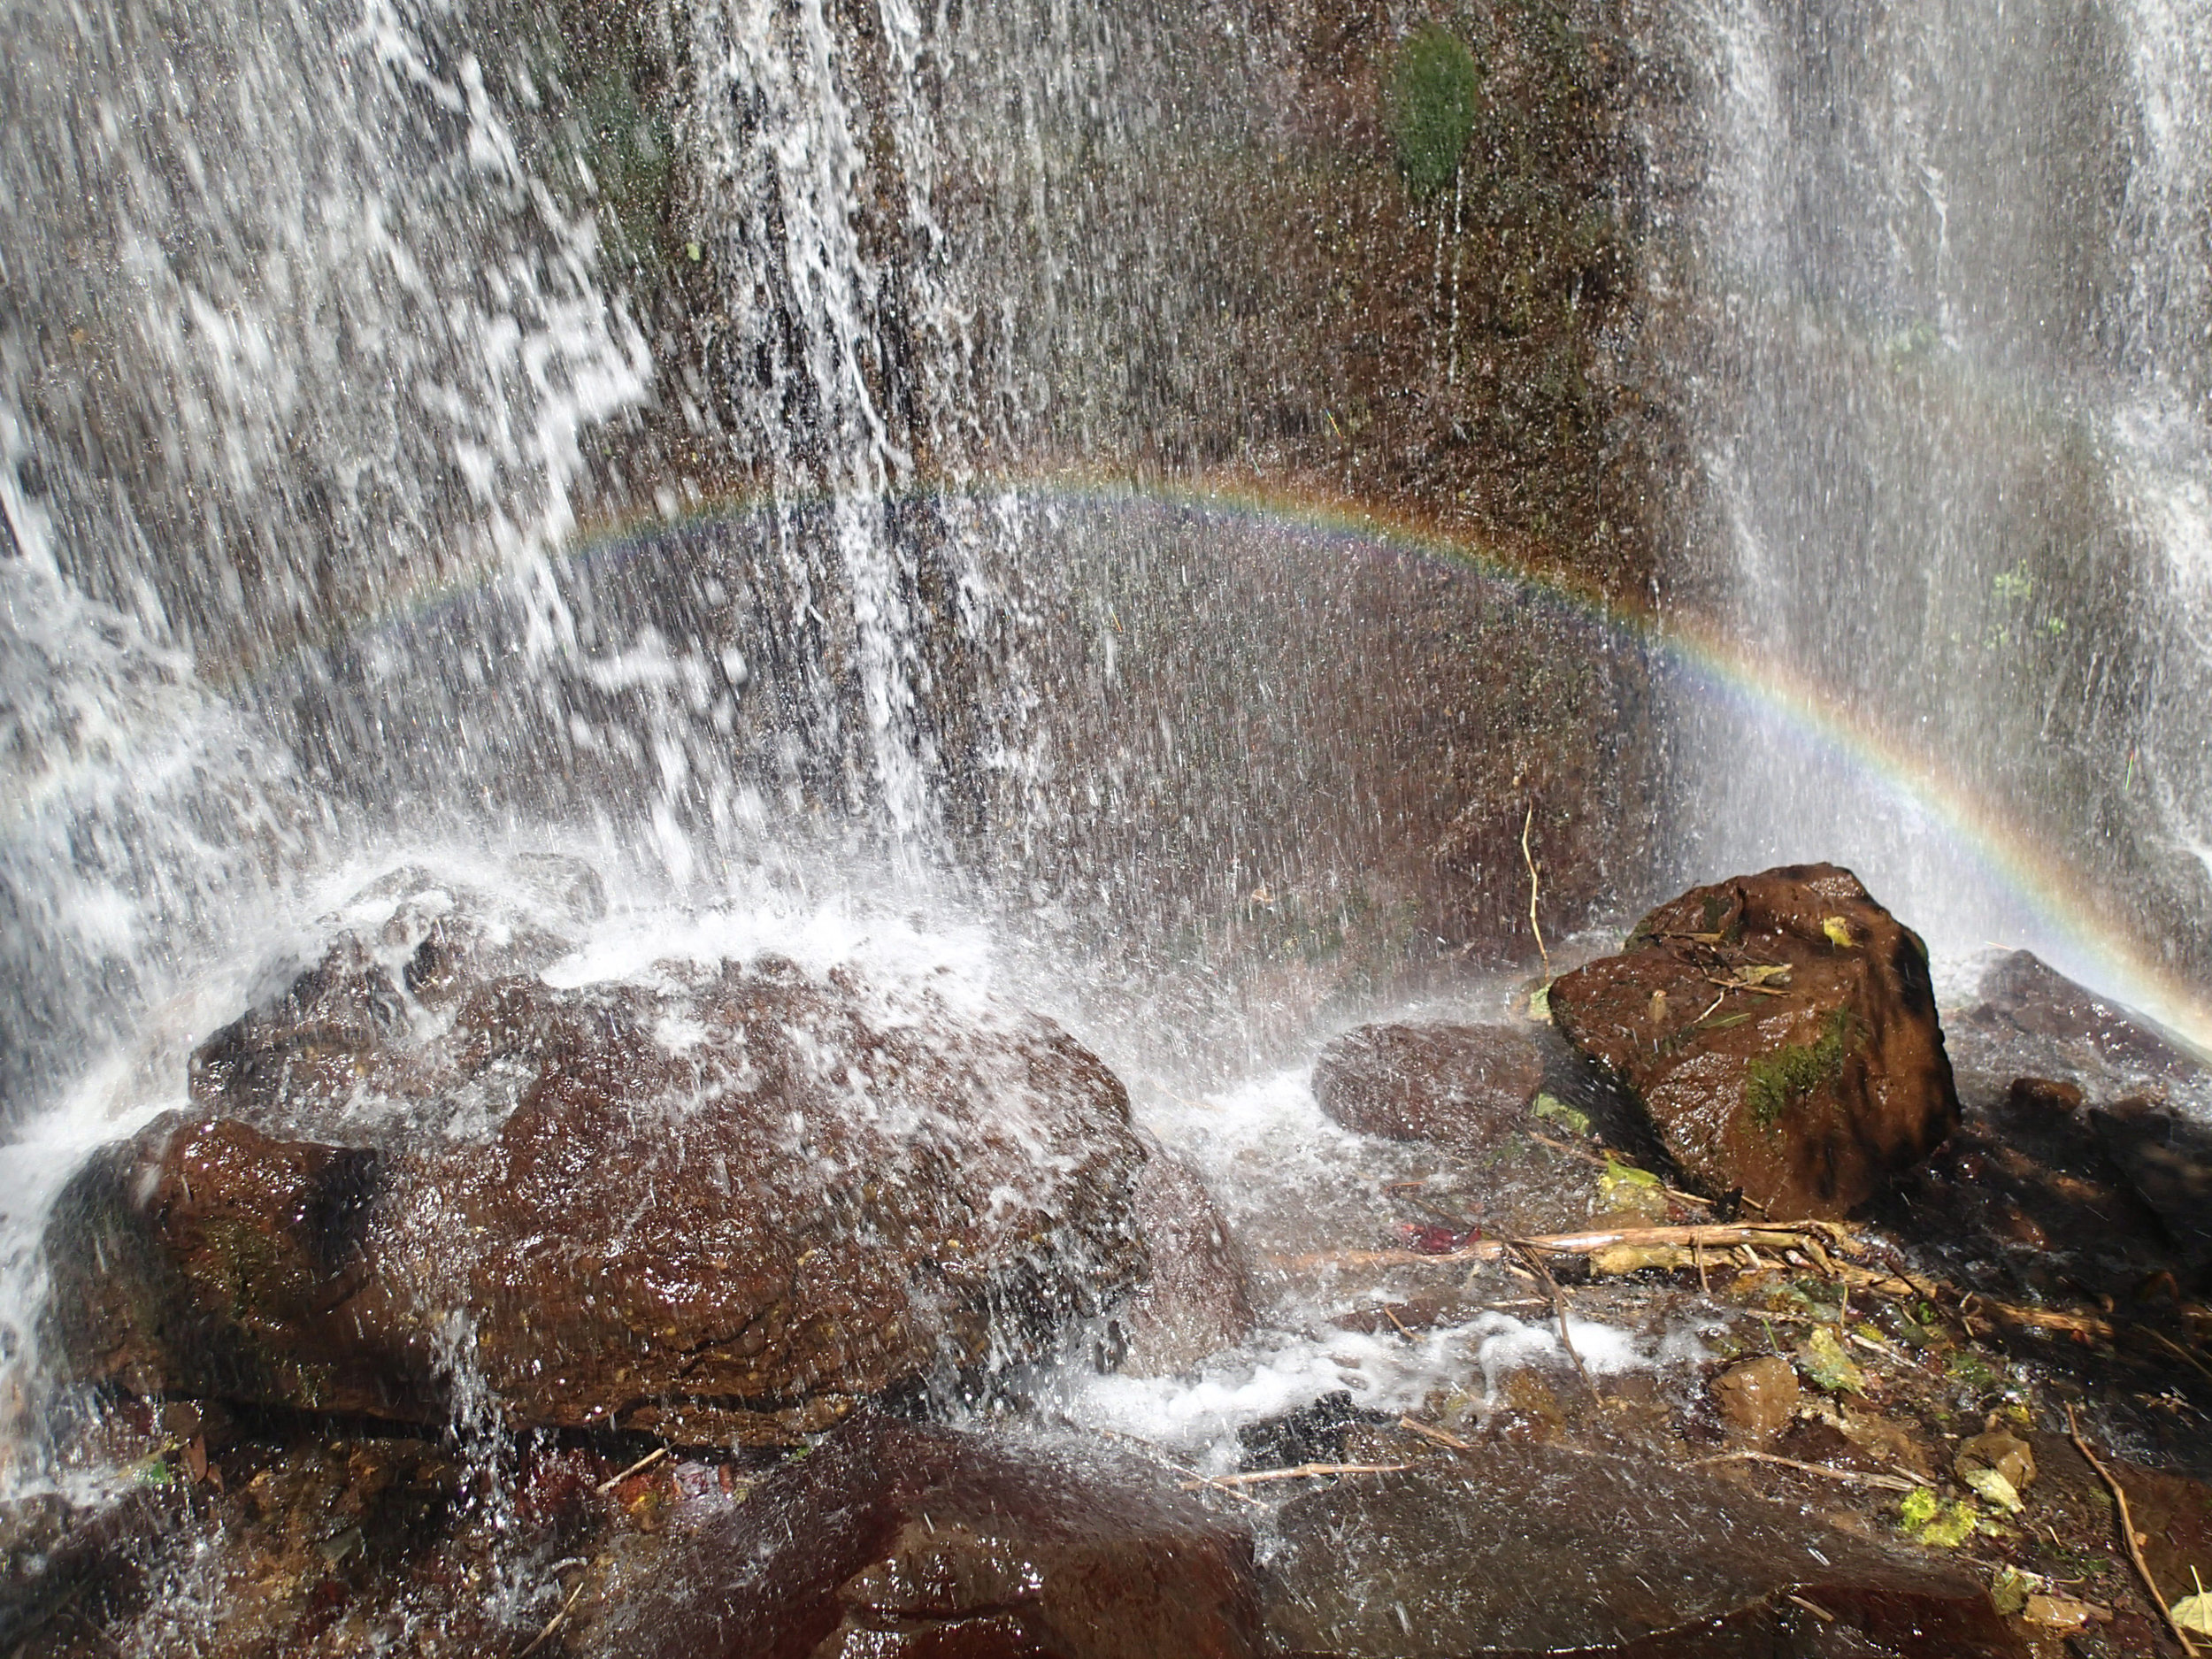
0, 1489, 173, 1648
1312, 1023, 1546, 1151
1111, 1142, 1255, 1376
51, 945, 1153, 1443
2007, 1075, 2085, 1115
1878, 1073, 2182, 1304
1548, 864, 1958, 1219
1262, 1443, 2022, 1657
582, 1415, 1263, 1659
1236, 1390, 1392, 1472
2088, 1097, 2212, 1280
1964, 952, 2205, 1083
188, 938, 405, 1121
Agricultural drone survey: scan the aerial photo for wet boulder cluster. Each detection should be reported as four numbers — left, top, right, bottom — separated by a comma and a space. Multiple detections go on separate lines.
12, 861, 2212, 1658
48, 869, 1161, 1447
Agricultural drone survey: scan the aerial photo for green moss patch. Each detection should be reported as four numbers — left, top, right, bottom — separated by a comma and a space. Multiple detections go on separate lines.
1744, 1007, 1856, 1131
1386, 25, 1483, 198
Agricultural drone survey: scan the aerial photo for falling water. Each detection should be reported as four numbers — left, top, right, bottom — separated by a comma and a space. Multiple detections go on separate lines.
1663, 0, 2212, 1016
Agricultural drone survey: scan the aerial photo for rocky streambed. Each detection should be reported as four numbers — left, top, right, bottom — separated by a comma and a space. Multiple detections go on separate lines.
4, 859, 2211, 1658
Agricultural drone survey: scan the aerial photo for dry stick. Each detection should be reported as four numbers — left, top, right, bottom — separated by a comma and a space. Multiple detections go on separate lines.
1515, 1240, 1599, 1402
1281, 1223, 1842, 1272
1522, 802, 1551, 980
1694, 1233, 1710, 1295
1694, 1449, 1918, 1494
2144, 1326, 2212, 1388
593, 1445, 668, 1496
1786, 1594, 1837, 1624
1398, 1415, 1475, 1452
1181, 1462, 1412, 1491
515, 1578, 587, 1659
2066, 1403, 2200, 1658
1380, 1303, 1419, 1346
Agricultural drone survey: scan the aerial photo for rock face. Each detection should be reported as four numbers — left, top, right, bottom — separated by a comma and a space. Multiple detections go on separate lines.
1962, 949, 2204, 1082
50, 886, 1153, 1443
2088, 1097, 2212, 1280
1111, 1143, 1256, 1376
1548, 864, 1958, 1219
586, 1415, 1263, 1659
1262, 1444, 2021, 1657
1311, 1022, 1546, 1151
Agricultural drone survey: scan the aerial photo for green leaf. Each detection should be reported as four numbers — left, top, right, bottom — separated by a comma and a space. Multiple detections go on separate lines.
1797, 1326, 1867, 1395
1961, 1466, 2023, 1513
1989, 1565, 2038, 1616
1531, 1093, 1589, 1135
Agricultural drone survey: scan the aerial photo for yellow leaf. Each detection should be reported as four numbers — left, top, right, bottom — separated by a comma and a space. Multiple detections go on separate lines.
1822, 917, 1858, 949
2172, 1591, 2212, 1635
1961, 1466, 2023, 1512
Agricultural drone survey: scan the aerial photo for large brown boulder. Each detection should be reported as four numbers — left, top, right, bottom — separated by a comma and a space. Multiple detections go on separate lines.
1548, 864, 1957, 1219
1310, 1022, 1545, 1151
1262, 1443, 2020, 1656
582, 1414, 1264, 1659
50, 915, 1152, 1443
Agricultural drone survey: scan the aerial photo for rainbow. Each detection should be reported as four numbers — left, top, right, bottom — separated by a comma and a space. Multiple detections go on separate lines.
19, 465, 2212, 1051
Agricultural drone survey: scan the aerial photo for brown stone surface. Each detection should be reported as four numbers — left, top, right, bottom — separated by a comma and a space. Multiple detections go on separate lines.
1310, 1023, 1545, 1152
1548, 864, 1958, 1219
1709, 1356, 1798, 1442
1112, 1143, 1256, 1377
50, 943, 1152, 1443
1262, 1443, 2021, 1656
2087, 1097, 2212, 1279
582, 1415, 1263, 1659
1963, 950, 2205, 1081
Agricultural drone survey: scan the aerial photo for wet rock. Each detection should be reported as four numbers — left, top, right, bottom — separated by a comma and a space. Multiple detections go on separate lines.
188, 938, 405, 1122
1111, 1142, 1256, 1376
1548, 864, 1958, 1219
1709, 1356, 1799, 1441
1237, 1390, 1392, 1472
1878, 1077, 2181, 1304
1962, 951, 2204, 1083
2086, 1097, 2212, 1280
1262, 1443, 2022, 1655
1311, 1022, 1545, 1151
583, 1414, 1263, 1659
2006, 1076, 2083, 1115
1955, 1428, 2035, 1496
0, 1489, 173, 1648
51, 948, 1152, 1444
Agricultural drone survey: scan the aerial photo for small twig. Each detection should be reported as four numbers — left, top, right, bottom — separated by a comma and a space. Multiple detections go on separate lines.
1786, 1594, 1837, 1624
1180, 1462, 1413, 1490
1705, 975, 1789, 997
1380, 1303, 1419, 1346
515, 1578, 587, 1659
1694, 1450, 1918, 1493
1522, 802, 1551, 980
1398, 1415, 1475, 1452
1694, 1233, 1710, 1294
1515, 1240, 1598, 1402
1284, 1223, 1844, 1273
2144, 1326, 2212, 1388
2067, 1402, 2198, 1657
594, 1445, 668, 1495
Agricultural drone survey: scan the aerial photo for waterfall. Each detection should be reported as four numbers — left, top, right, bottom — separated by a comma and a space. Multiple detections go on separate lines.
1664, 0, 2212, 1016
